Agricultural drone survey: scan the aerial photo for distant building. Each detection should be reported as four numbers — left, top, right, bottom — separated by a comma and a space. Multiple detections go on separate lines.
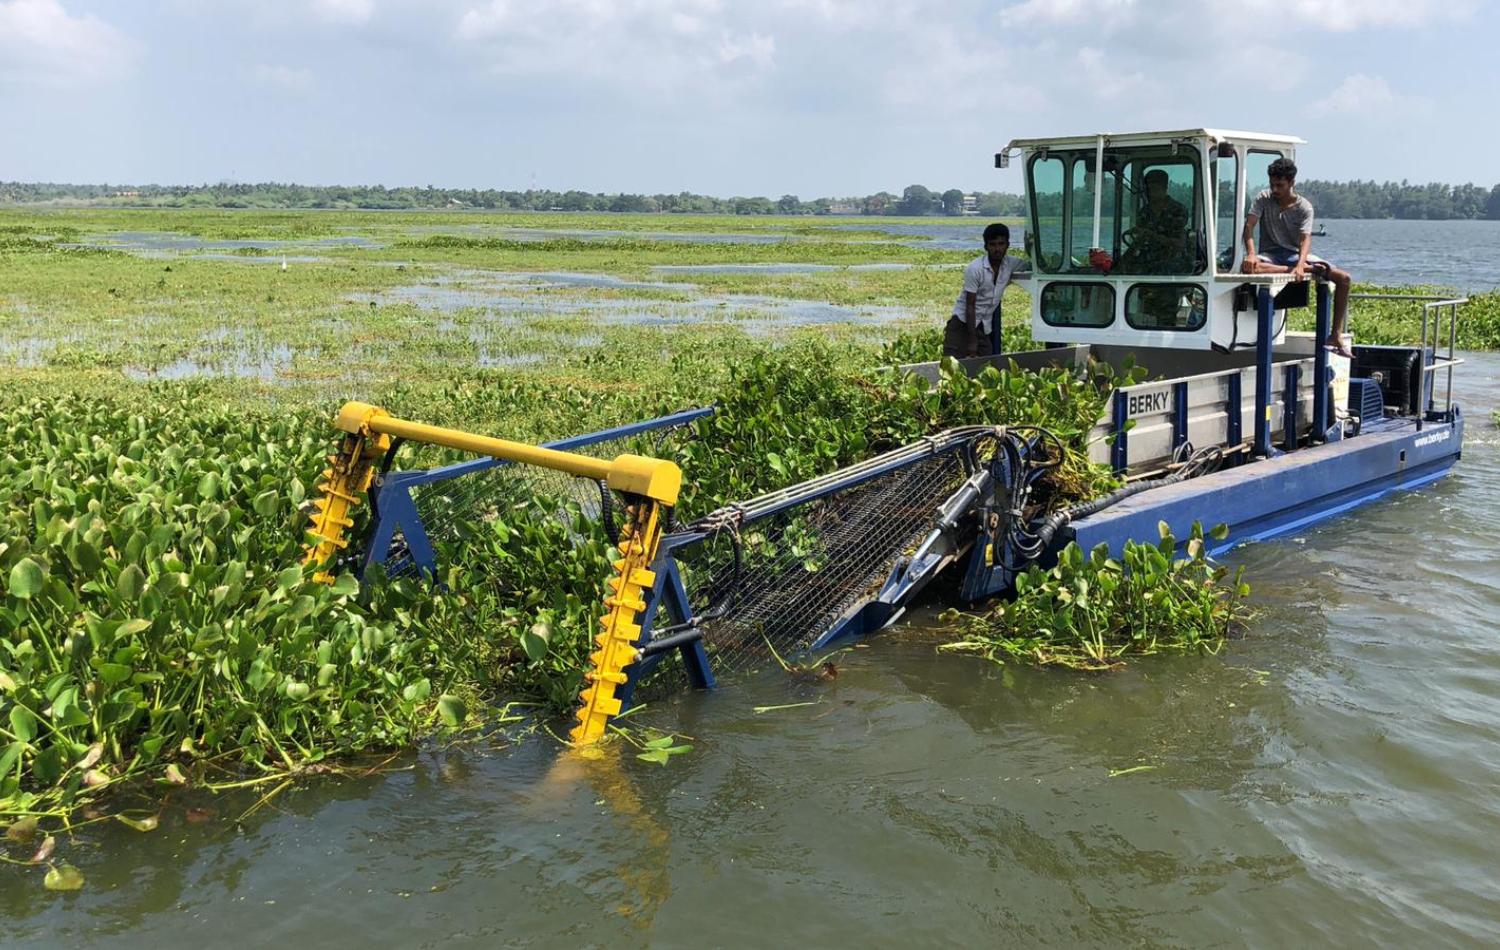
962, 194, 979, 215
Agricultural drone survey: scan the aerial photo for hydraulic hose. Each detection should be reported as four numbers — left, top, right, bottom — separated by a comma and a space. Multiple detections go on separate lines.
1023, 442, 1224, 553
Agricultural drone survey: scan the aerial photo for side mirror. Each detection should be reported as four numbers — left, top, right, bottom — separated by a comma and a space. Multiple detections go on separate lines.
995, 151, 1010, 169
1216, 141, 1236, 159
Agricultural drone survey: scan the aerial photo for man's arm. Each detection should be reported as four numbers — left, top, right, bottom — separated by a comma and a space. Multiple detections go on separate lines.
1241, 212, 1260, 274
1292, 231, 1312, 281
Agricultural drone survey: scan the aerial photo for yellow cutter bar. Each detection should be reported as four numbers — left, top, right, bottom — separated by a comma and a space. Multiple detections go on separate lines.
301, 401, 681, 743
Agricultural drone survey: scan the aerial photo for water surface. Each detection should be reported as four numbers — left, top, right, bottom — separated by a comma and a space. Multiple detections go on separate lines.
1310, 218, 1500, 293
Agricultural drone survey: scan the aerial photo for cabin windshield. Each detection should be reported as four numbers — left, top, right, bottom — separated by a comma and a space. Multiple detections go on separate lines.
1028, 144, 1206, 277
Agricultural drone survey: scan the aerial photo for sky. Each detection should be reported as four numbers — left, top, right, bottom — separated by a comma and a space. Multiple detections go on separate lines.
0, 0, 1495, 196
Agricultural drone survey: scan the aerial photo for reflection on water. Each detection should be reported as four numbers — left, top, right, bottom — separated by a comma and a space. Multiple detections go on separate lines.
123, 342, 295, 382
66, 231, 384, 257
363, 271, 918, 332
650, 262, 921, 275
4, 358, 1497, 943
0, 337, 58, 367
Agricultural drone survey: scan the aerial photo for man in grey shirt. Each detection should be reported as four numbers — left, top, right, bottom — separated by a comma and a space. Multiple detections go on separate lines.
1241, 157, 1353, 356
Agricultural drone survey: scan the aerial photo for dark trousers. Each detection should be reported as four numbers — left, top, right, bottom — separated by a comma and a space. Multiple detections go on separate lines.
942, 317, 995, 360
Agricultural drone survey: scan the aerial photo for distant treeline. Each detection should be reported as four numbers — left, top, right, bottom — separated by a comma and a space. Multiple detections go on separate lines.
2, 179, 1498, 220
1296, 180, 1500, 221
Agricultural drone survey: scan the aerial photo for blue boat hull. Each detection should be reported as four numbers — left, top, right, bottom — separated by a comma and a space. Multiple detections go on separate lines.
1065, 411, 1465, 558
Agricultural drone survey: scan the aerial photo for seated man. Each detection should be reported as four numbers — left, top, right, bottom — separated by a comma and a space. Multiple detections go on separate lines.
1118, 168, 1191, 275
1241, 157, 1353, 357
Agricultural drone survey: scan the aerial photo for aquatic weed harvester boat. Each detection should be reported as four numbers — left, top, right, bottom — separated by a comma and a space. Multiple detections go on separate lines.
301, 129, 1466, 742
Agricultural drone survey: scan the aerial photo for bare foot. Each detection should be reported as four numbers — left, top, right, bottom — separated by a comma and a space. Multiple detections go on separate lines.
1325, 341, 1354, 358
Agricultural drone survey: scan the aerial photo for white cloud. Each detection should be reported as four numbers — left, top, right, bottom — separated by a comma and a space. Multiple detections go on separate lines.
1306, 73, 1426, 118
1225, 44, 1309, 93
0, 0, 139, 85
998, 0, 1137, 28
716, 31, 775, 70
311, 0, 375, 24
773, 0, 917, 31
455, 0, 776, 94
1074, 46, 1155, 103
880, 32, 1047, 117
1231, 0, 1467, 30
251, 63, 315, 92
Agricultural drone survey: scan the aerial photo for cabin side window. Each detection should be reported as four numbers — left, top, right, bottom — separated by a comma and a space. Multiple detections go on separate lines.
1244, 150, 1283, 216
1214, 150, 1238, 270
1028, 155, 1066, 273
1040, 282, 1115, 328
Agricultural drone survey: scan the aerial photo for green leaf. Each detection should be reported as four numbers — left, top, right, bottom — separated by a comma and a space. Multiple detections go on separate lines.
96, 663, 133, 687
116, 564, 146, 602
0, 741, 23, 779
9, 706, 37, 743
1209, 522, 1230, 541
277, 565, 303, 591
117, 618, 151, 637
44, 863, 85, 892
5, 816, 39, 841
329, 573, 359, 597
8, 558, 45, 600
197, 471, 220, 500
401, 678, 431, 703
520, 622, 550, 662
114, 814, 159, 832
436, 694, 466, 727
252, 489, 279, 518
73, 541, 103, 575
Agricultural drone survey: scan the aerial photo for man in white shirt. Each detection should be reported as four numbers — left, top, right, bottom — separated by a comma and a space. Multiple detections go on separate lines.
946, 222, 1023, 359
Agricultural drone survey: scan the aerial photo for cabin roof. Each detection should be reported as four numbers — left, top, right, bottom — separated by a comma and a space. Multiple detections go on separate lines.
1005, 128, 1306, 150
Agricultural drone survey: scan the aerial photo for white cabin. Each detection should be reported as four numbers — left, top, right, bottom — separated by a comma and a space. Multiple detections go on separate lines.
999, 128, 1305, 351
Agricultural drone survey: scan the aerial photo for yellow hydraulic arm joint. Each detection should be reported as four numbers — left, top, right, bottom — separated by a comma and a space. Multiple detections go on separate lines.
301, 402, 681, 742
303, 426, 391, 584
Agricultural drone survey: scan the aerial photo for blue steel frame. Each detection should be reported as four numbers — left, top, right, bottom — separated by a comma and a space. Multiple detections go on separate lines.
1254, 285, 1275, 458
1172, 381, 1189, 451
1111, 389, 1130, 473
358, 406, 715, 579
1282, 364, 1300, 451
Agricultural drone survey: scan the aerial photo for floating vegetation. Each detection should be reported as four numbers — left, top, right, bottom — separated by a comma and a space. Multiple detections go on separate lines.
940, 522, 1253, 671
